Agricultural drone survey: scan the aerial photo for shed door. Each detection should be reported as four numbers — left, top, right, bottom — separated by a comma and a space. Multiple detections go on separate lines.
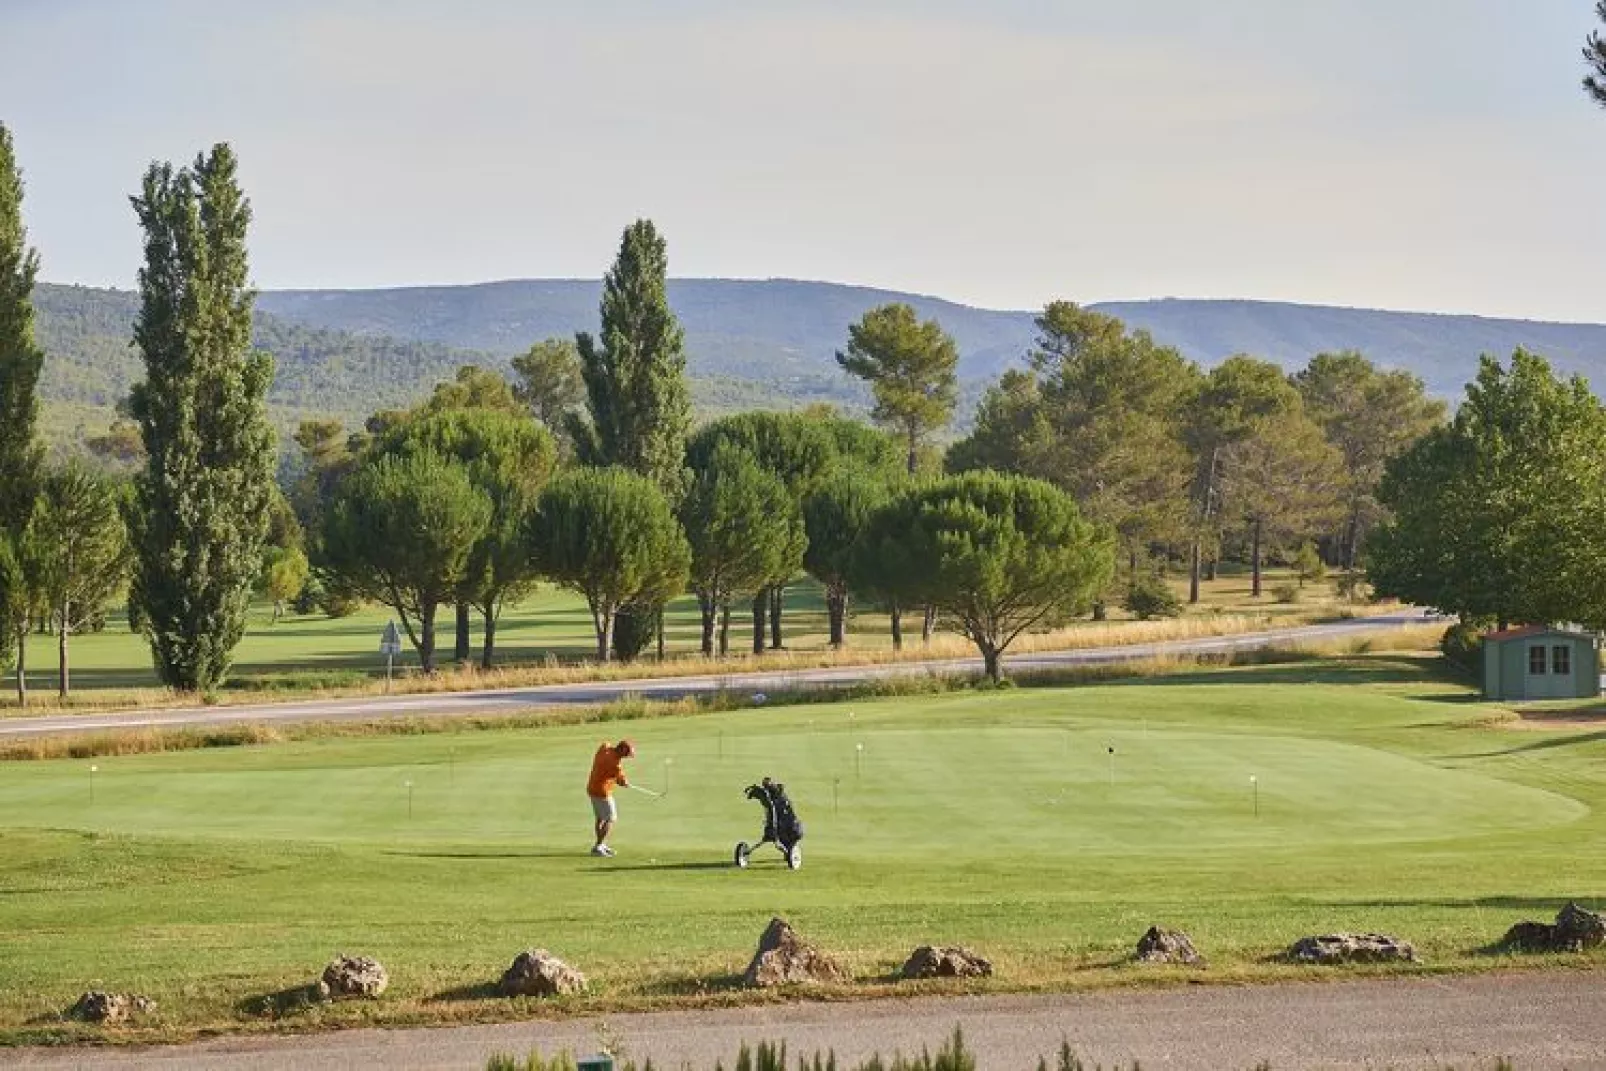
1525, 642, 1571, 699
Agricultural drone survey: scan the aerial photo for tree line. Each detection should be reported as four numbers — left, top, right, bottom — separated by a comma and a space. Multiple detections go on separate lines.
0, 125, 1461, 703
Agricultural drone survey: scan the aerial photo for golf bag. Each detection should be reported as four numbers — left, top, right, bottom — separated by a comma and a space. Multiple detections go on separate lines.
734, 777, 804, 870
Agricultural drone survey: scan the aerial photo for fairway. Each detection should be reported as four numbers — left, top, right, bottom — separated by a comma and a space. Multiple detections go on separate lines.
2, 658, 1604, 1041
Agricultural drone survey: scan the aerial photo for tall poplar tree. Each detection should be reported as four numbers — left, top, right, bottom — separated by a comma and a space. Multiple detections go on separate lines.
571, 219, 692, 659
128, 144, 276, 692
0, 121, 43, 536
0, 123, 43, 703
571, 219, 692, 495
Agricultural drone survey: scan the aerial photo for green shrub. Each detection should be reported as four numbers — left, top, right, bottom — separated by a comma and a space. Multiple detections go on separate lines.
1122, 574, 1181, 620
1440, 618, 1491, 676
291, 576, 323, 616
1294, 541, 1326, 586
1270, 582, 1299, 604
1335, 568, 1369, 601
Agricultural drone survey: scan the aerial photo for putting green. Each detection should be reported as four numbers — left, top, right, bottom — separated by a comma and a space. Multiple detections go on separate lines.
1, 669, 1602, 1041
0, 711, 1578, 856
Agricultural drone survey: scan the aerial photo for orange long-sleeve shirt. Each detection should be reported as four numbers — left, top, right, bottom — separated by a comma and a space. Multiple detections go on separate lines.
587, 743, 628, 798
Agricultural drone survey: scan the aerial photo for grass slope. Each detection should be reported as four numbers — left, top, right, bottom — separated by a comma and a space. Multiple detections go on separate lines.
1, 654, 1602, 1042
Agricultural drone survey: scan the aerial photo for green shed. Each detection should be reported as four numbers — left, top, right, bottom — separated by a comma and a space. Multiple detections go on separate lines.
1482, 626, 1600, 701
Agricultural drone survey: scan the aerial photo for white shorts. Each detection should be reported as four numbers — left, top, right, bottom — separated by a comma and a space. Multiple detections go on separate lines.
590, 795, 617, 822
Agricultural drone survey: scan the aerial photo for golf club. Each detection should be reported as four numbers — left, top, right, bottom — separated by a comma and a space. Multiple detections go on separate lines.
627, 783, 664, 799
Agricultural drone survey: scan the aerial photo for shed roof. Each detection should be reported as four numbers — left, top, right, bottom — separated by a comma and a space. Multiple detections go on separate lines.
1483, 625, 1595, 642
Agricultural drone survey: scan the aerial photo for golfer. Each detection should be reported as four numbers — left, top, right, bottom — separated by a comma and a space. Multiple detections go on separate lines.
586, 739, 635, 857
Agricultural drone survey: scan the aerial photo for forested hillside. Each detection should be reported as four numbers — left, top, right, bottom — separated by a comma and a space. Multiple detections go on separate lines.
259, 279, 1606, 400
1101, 299, 1606, 398
36, 280, 1606, 447
35, 283, 860, 434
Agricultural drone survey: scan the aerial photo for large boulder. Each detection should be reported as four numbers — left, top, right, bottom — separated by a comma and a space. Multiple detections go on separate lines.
1501, 902, 1606, 953
69, 991, 155, 1025
1135, 926, 1206, 966
744, 918, 848, 987
1553, 902, 1606, 950
499, 949, 587, 997
900, 945, 993, 980
316, 955, 389, 1000
1288, 933, 1419, 965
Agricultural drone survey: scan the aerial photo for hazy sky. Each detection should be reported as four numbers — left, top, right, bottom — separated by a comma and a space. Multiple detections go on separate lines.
6, 0, 1606, 319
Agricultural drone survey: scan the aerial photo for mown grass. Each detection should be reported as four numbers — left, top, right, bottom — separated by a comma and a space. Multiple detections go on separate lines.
0, 624, 1449, 763
0, 570, 1381, 714
0, 644, 1602, 1045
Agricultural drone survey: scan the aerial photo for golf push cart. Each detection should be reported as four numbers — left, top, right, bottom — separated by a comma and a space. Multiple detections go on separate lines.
734, 777, 804, 870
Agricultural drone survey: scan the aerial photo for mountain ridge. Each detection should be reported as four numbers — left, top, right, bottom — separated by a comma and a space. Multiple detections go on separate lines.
34, 279, 1606, 438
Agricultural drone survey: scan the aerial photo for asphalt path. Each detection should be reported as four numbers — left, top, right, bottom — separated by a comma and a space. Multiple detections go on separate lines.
0, 612, 1433, 740
9, 971, 1603, 1069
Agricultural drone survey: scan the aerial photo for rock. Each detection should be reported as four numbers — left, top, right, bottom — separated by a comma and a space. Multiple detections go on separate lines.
900, 945, 993, 980
1500, 902, 1606, 953
1135, 926, 1206, 966
69, 991, 155, 1025
1500, 920, 1559, 952
316, 955, 389, 1000
743, 917, 848, 987
1288, 933, 1419, 965
1553, 902, 1606, 951
498, 949, 587, 997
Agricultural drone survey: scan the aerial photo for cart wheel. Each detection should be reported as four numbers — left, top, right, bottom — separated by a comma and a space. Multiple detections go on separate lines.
734, 841, 752, 868
785, 843, 802, 870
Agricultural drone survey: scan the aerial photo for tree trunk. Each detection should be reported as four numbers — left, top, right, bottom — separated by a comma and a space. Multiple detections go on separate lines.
420, 604, 438, 674
480, 610, 497, 671
1092, 600, 1107, 621
593, 606, 612, 663
906, 425, 919, 476
271, 599, 281, 625
982, 642, 1002, 683
719, 602, 731, 657
1344, 508, 1361, 572
57, 606, 69, 699
751, 592, 766, 655
13, 625, 25, 706
769, 585, 784, 649
1206, 556, 1218, 582
656, 606, 665, 661
921, 606, 935, 645
827, 587, 846, 649
1189, 539, 1202, 604
1250, 518, 1263, 598
454, 600, 471, 665
890, 605, 903, 651
699, 594, 716, 657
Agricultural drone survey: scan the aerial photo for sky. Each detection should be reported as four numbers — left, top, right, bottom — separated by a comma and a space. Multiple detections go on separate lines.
5, 0, 1606, 320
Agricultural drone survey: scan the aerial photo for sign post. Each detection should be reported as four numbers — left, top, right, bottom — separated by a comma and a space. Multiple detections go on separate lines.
380, 620, 403, 691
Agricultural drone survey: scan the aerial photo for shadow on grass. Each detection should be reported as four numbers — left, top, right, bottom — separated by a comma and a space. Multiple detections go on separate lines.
238, 982, 323, 1020
632, 972, 746, 997
591, 860, 735, 873
380, 849, 544, 860
1442, 731, 1606, 760
431, 981, 503, 1003
1315, 894, 1602, 913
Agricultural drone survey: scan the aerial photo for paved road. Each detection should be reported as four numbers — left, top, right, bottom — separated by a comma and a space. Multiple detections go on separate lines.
8, 972, 1603, 1069
0, 612, 1431, 740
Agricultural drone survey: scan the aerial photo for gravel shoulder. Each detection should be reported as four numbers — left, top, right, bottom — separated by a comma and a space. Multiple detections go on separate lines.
8, 971, 1604, 1070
